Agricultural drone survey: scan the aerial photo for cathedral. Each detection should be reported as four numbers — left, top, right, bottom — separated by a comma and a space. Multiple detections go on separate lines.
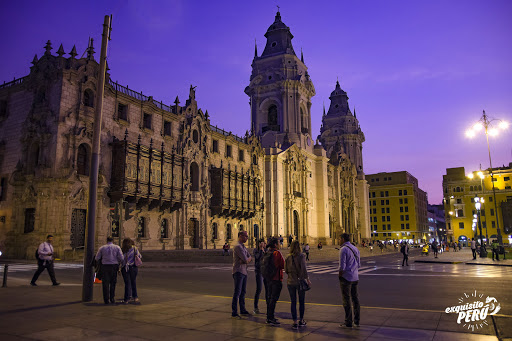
0, 11, 370, 259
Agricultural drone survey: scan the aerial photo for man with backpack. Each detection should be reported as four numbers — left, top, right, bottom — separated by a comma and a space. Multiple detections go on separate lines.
31, 235, 60, 286
261, 237, 285, 326
401, 242, 409, 266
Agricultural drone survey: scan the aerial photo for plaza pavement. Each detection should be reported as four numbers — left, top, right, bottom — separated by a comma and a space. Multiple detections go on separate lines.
0, 277, 502, 341
413, 247, 511, 266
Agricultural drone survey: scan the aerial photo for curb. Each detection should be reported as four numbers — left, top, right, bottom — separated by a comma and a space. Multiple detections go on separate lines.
465, 262, 512, 267
414, 260, 462, 264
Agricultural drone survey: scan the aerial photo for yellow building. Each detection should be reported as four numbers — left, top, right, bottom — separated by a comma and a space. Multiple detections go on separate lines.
443, 164, 512, 245
366, 171, 429, 243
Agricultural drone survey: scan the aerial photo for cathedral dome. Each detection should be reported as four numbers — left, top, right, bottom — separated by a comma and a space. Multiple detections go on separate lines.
261, 11, 296, 58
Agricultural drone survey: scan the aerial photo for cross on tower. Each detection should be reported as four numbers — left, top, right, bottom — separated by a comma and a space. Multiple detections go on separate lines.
277, 5, 280, 12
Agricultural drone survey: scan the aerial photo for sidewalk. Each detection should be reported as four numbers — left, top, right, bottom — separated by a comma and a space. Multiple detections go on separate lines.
414, 248, 511, 266
0, 282, 501, 340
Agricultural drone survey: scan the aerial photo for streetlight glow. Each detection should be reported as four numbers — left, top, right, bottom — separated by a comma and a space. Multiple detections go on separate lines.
499, 121, 509, 130
465, 130, 476, 138
489, 128, 499, 137
477, 171, 484, 179
473, 122, 484, 131
467, 173, 474, 179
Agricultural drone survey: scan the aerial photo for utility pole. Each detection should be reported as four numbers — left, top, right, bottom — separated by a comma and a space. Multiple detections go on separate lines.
118, 200, 124, 246
82, 15, 111, 302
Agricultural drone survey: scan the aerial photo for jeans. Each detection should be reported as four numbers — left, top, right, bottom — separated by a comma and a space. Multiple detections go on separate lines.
492, 249, 499, 261
402, 254, 408, 266
31, 260, 58, 284
265, 280, 282, 320
101, 264, 119, 303
121, 265, 139, 301
340, 277, 360, 326
232, 272, 247, 315
305, 252, 310, 261
472, 248, 477, 259
254, 271, 263, 309
287, 284, 305, 321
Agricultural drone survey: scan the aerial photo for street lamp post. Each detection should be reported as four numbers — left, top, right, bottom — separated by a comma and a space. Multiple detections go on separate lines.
474, 197, 487, 257
465, 110, 509, 246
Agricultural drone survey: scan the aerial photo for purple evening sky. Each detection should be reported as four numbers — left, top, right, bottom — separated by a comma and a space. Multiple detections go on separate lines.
1, 0, 511, 204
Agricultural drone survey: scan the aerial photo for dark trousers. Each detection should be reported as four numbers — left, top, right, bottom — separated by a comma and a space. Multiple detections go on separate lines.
340, 277, 360, 326
101, 264, 119, 303
472, 248, 477, 259
121, 266, 139, 301
287, 284, 305, 321
492, 249, 499, 261
305, 252, 310, 261
433, 247, 438, 257
31, 261, 57, 284
254, 271, 264, 309
402, 254, 409, 266
232, 272, 247, 315
265, 280, 282, 320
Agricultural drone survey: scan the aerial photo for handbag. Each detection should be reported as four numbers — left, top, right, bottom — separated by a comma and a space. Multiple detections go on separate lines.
292, 255, 310, 291
133, 247, 142, 267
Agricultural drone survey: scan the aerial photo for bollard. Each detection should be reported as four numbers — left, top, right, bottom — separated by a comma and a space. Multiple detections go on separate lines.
2, 264, 8, 287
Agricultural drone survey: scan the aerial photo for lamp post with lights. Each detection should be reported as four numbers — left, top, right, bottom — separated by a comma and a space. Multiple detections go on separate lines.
465, 110, 509, 246
474, 197, 486, 257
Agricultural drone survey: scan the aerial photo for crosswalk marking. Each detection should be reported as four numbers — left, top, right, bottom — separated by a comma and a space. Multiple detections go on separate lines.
0, 263, 83, 273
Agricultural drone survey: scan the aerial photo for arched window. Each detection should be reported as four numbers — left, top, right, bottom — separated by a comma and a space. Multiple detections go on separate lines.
137, 217, 146, 238
190, 162, 199, 191
83, 89, 94, 107
268, 105, 278, 126
77, 144, 89, 176
160, 219, 168, 239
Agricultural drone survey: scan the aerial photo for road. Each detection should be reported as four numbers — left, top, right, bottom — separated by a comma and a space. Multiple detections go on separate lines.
2, 249, 510, 315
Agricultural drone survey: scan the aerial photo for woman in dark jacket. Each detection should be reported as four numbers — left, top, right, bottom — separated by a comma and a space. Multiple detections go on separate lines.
121, 238, 142, 304
285, 240, 311, 330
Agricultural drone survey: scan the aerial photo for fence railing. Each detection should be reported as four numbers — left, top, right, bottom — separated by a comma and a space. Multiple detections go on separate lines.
108, 79, 173, 113
0, 76, 28, 90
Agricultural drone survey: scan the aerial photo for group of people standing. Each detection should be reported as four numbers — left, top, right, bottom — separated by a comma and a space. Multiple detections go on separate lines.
231, 230, 361, 330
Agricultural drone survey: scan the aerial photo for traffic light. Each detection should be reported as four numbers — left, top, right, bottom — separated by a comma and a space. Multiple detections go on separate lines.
125, 202, 135, 221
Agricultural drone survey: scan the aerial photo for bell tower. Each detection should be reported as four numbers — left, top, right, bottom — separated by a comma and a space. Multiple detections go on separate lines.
245, 11, 316, 150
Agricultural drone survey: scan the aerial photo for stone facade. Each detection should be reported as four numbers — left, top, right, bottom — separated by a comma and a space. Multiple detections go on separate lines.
0, 12, 370, 259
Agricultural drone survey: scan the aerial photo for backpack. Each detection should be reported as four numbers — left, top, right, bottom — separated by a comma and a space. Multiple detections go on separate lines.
260, 250, 276, 281
400, 245, 405, 254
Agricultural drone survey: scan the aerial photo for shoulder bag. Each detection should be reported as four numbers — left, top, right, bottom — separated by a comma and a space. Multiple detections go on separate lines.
133, 247, 142, 267
292, 254, 310, 291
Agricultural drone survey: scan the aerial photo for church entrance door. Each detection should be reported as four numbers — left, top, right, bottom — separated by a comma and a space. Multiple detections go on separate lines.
71, 209, 86, 249
188, 218, 200, 248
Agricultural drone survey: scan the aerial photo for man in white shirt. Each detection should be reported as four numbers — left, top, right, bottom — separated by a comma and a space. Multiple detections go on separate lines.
31, 235, 60, 286
96, 236, 124, 304
471, 238, 477, 260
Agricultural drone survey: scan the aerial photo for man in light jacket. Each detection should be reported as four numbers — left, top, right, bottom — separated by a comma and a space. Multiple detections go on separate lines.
95, 236, 124, 304
338, 233, 361, 328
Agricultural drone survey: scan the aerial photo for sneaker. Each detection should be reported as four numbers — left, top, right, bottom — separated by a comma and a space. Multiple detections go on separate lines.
292, 323, 298, 330
133, 298, 140, 303
266, 319, 280, 326
240, 310, 251, 316
339, 323, 353, 328
253, 308, 260, 314
53, 282, 61, 286
299, 320, 307, 327
354, 323, 360, 328
30, 282, 37, 286
231, 314, 242, 319
120, 299, 129, 304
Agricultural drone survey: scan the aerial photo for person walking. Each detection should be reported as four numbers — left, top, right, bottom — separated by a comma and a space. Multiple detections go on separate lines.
231, 231, 252, 318
285, 241, 311, 330
288, 234, 293, 248
303, 243, 310, 261
263, 237, 285, 326
471, 238, 477, 260
491, 240, 500, 261
401, 242, 409, 266
432, 241, 439, 259
30, 235, 60, 286
120, 238, 141, 304
253, 239, 266, 314
95, 236, 124, 304
338, 233, 361, 328
223, 242, 230, 256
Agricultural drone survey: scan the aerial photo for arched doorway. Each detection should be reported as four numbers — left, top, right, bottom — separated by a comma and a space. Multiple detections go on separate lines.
188, 218, 200, 248
293, 210, 299, 239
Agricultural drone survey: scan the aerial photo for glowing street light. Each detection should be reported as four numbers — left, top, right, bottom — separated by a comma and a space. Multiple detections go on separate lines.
465, 110, 509, 246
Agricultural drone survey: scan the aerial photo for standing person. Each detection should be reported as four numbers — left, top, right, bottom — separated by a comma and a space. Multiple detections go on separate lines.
279, 235, 284, 248
452, 242, 457, 252
30, 235, 60, 286
401, 242, 409, 266
303, 243, 310, 261
223, 242, 230, 256
263, 237, 285, 326
458, 241, 462, 251
232, 231, 252, 318
338, 233, 361, 328
471, 238, 477, 260
285, 241, 311, 330
121, 238, 141, 304
253, 239, 266, 314
432, 241, 439, 259
95, 236, 124, 304
288, 234, 293, 248
491, 240, 499, 261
